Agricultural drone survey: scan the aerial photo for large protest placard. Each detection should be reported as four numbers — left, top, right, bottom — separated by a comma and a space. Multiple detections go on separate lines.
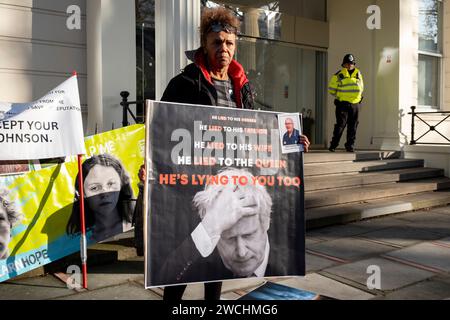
0, 75, 85, 160
144, 101, 305, 288
0, 124, 144, 283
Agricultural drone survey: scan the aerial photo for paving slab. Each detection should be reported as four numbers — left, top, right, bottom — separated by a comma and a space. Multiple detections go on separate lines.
180, 282, 205, 300
382, 277, 450, 300
134, 277, 165, 297
305, 237, 323, 246
396, 210, 450, 222
220, 278, 266, 294
306, 253, 341, 273
350, 216, 416, 229
385, 242, 450, 273
82, 260, 145, 290
324, 257, 434, 291
149, 287, 164, 297
307, 238, 396, 261
180, 278, 266, 300
429, 206, 450, 215
275, 274, 375, 300
357, 226, 444, 247
56, 282, 161, 300
221, 291, 242, 300
434, 237, 450, 247
306, 224, 381, 242
0, 275, 76, 300
393, 211, 450, 236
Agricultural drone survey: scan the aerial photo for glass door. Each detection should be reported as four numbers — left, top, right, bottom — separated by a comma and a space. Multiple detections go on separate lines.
236, 38, 326, 145
136, 0, 156, 123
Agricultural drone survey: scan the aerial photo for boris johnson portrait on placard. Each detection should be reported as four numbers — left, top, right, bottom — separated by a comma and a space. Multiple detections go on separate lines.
145, 101, 305, 288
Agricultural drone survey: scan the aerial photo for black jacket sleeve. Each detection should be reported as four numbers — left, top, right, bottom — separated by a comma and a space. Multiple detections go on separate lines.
161, 76, 191, 103
154, 234, 203, 284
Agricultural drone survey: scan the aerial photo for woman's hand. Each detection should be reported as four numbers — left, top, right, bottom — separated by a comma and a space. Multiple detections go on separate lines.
300, 134, 310, 152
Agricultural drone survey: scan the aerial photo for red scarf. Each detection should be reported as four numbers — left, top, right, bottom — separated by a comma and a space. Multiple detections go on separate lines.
194, 49, 249, 108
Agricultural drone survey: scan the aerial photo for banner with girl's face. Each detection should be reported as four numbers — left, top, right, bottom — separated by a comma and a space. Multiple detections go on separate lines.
0, 124, 144, 283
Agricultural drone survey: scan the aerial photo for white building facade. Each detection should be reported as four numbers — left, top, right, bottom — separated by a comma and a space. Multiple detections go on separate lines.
1, 0, 449, 172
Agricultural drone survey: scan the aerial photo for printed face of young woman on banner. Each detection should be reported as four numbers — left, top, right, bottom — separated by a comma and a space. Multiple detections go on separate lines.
0, 204, 11, 259
0, 194, 22, 260
83, 165, 121, 214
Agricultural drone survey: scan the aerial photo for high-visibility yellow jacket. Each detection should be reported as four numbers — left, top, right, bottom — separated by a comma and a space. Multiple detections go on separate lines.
328, 67, 364, 104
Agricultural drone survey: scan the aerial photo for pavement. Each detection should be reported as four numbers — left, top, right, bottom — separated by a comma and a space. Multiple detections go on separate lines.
1, 206, 450, 300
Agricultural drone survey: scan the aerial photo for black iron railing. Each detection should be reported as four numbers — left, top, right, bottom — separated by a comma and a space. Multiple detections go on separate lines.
119, 92, 274, 125
409, 106, 450, 145
120, 91, 145, 126
120, 92, 317, 138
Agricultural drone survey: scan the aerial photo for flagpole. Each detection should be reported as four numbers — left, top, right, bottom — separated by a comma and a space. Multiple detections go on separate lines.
73, 70, 88, 289
77, 154, 88, 289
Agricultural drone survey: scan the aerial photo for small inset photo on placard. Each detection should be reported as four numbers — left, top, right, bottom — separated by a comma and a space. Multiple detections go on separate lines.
278, 113, 303, 154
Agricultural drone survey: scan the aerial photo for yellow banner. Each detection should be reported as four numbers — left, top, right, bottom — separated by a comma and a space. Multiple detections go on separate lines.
0, 124, 144, 282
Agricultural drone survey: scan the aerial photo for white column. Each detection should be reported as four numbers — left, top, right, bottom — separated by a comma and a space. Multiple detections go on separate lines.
86, 0, 103, 135
155, 0, 201, 99
101, 0, 137, 131
398, 0, 419, 148
242, 7, 260, 71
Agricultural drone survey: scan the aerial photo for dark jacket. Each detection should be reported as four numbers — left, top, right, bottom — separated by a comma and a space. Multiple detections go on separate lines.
133, 182, 144, 255
134, 49, 255, 255
161, 48, 255, 109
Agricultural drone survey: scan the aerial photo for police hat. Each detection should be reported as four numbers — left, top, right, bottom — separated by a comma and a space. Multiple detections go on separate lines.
341, 54, 356, 67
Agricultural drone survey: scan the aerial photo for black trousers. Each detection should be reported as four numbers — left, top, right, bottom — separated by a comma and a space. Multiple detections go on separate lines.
163, 282, 223, 301
330, 100, 360, 149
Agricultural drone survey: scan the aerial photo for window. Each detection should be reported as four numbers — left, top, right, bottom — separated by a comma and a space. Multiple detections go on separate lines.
203, 1, 327, 24
202, 0, 327, 144
419, 0, 442, 53
418, 54, 440, 107
418, 0, 443, 109
136, 0, 155, 122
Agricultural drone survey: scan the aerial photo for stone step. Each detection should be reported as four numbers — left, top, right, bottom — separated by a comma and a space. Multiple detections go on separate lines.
89, 243, 137, 261
304, 159, 424, 177
304, 150, 401, 164
305, 177, 450, 208
304, 167, 444, 192
306, 190, 450, 229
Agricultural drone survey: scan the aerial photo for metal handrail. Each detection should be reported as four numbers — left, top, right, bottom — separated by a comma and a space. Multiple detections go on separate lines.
119, 92, 275, 125
120, 91, 145, 126
408, 106, 450, 145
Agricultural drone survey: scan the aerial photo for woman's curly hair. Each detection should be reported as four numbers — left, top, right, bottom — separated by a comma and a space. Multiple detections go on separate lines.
200, 7, 241, 47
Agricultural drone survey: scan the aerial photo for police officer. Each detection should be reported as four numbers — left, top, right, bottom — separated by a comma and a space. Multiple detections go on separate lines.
328, 54, 364, 152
